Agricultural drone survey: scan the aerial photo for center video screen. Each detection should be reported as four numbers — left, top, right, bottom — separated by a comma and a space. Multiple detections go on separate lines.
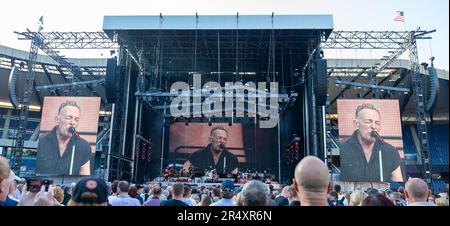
336, 99, 405, 183
168, 122, 276, 177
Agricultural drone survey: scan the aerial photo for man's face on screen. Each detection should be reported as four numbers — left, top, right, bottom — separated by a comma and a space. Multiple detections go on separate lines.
56, 106, 81, 138
355, 108, 381, 144
210, 129, 228, 152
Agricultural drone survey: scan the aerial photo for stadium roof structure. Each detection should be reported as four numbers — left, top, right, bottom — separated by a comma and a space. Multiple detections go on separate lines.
1, 14, 447, 120
102, 14, 333, 75
0, 45, 448, 119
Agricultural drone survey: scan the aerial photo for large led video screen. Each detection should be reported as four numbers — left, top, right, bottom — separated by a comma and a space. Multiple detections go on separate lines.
35, 97, 101, 176
337, 99, 405, 182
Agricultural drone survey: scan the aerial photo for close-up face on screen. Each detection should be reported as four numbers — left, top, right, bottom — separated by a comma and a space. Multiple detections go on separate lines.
337, 99, 405, 183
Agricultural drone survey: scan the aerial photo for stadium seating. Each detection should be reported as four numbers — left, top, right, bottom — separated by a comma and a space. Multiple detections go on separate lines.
429, 124, 449, 165
402, 124, 449, 165
432, 178, 447, 193
402, 126, 417, 155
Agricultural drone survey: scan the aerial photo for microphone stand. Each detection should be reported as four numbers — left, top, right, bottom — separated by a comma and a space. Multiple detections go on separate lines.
371, 131, 384, 182
69, 130, 77, 175
378, 143, 383, 182
376, 136, 383, 182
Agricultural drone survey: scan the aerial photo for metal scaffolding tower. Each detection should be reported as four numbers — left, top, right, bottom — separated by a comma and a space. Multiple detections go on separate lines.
16, 31, 117, 49
11, 33, 39, 175
322, 29, 435, 184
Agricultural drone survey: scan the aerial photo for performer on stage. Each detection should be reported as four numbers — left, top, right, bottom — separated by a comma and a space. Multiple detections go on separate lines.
36, 101, 92, 176
340, 103, 403, 182
182, 126, 239, 176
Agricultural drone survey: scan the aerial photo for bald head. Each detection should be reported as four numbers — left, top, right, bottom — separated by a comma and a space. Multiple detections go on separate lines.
405, 178, 429, 201
294, 156, 330, 192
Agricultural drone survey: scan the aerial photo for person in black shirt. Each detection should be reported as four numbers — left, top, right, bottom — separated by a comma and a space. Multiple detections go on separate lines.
36, 101, 92, 176
160, 183, 188, 206
182, 126, 239, 176
340, 103, 403, 182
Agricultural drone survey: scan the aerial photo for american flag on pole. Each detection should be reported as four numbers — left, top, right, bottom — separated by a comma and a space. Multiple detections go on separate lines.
394, 11, 405, 22
38, 16, 44, 32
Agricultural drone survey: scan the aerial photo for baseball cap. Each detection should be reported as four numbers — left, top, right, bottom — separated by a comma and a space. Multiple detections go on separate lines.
221, 180, 235, 192
72, 177, 108, 204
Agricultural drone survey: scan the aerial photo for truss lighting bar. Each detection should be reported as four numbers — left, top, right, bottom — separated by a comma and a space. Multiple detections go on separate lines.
334, 79, 410, 93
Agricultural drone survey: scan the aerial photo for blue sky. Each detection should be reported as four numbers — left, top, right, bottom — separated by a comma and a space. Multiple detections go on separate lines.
0, 0, 448, 69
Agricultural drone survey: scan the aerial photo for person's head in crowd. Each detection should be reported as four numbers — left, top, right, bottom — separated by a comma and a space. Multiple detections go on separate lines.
171, 183, 184, 200
397, 186, 405, 195
183, 184, 192, 198
118, 181, 130, 195
200, 193, 212, 206
221, 180, 235, 199
135, 184, 144, 195
191, 194, 200, 204
366, 188, 379, 196
70, 182, 76, 194
143, 185, 150, 196
53, 185, 64, 205
389, 192, 405, 206
361, 193, 395, 206
293, 156, 331, 206
327, 191, 339, 205
63, 185, 72, 196
343, 192, 351, 204
350, 190, 368, 206
67, 177, 108, 206
439, 188, 448, 199
427, 190, 436, 204
241, 180, 268, 206
162, 189, 170, 200
212, 187, 221, 200
235, 192, 244, 206
333, 184, 342, 194
287, 185, 299, 203
280, 185, 290, 198
435, 197, 449, 206
405, 178, 429, 205
191, 188, 198, 195
128, 184, 138, 198
0, 156, 13, 202
151, 185, 162, 198
111, 180, 119, 195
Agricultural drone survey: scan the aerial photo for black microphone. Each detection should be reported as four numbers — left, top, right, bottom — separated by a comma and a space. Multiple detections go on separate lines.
370, 131, 384, 144
68, 127, 79, 139
219, 144, 226, 150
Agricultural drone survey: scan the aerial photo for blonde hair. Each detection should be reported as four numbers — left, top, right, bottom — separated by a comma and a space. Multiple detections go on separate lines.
67, 199, 108, 206
350, 190, 368, 206
0, 156, 10, 180
435, 198, 449, 206
235, 192, 244, 206
53, 186, 64, 204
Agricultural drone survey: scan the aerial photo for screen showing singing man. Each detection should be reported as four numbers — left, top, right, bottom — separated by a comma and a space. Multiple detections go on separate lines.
36, 97, 100, 176
338, 101, 404, 182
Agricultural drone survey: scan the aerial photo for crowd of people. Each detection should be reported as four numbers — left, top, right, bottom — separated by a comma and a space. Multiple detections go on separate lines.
1, 156, 448, 206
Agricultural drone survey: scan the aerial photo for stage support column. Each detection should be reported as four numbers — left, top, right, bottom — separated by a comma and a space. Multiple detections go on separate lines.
277, 116, 281, 183
303, 82, 310, 156
105, 103, 115, 181
160, 103, 167, 177
131, 97, 140, 182
321, 106, 327, 162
